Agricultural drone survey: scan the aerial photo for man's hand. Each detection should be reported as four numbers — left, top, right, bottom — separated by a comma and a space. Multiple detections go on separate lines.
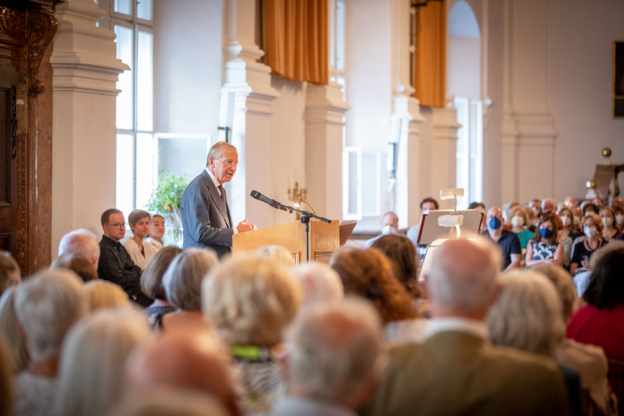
237, 218, 256, 233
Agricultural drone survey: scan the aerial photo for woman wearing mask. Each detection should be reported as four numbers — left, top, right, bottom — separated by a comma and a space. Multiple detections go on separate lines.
600, 207, 622, 241
570, 214, 607, 276
611, 205, 624, 232
510, 206, 534, 250
525, 216, 564, 267
571, 206, 584, 233
558, 207, 583, 271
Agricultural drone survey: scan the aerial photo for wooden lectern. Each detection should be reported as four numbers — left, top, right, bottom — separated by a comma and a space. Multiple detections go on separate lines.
232, 220, 340, 264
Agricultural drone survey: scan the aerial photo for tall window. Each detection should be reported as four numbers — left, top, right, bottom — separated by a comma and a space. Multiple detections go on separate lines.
455, 97, 483, 208
99, 0, 155, 218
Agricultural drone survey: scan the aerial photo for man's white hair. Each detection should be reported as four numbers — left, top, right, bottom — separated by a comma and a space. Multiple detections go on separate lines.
58, 229, 100, 264
291, 262, 344, 305
287, 298, 384, 402
14, 269, 86, 360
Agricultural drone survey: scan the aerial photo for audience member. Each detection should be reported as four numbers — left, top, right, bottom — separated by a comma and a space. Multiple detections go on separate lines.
13, 269, 86, 416
558, 207, 583, 270
573, 241, 624, 297
330, 247, 420, 343
468, 202, 487, 233
126, 330, 240, 416
57, 229, 100, 270
359, 237, 570, 416
509, 206, 534, 250
564, 196, 577, 208
611, 205, 624, 231
124, 210, 158, 270
256, 245, 296, 268
568, 246, 624, 360
483, 207, 521, 270
365, 212, 399, 248
371, 235, 420, 299
406, 197, 439, 260
541, 198, 557, 217
0, 251, 20, 296
571, 206, 584, 232
82, 280, 131, 312
111, 389, 230, 416
529, 199, 543, 227
592, 198, 605, 210
160, 248, 218, 333
486, 271, 584, 416
599, 207, 622, 240
97, 208, 151, 307
145, 214, 166, 250
610, 197, 624, 209
532, 263, 617, 416
203, 256, 302, 415
0, 288, 29, 372
502, 201, 520, 230
581, 202, 598, 216
526, 216, 564, 266
55, 308, 151, 416
272, 299, 384, 416
570, 213, 606, 276
291, 262, 344, 305
50, 253, 98, 282
140, 246, 183, 320
0, 335, 14, 416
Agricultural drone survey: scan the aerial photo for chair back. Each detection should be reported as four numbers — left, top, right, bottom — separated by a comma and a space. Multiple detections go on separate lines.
607, 358, 624, 415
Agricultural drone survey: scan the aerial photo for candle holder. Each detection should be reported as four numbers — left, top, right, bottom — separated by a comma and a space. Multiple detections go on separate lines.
288, 181, 307, 220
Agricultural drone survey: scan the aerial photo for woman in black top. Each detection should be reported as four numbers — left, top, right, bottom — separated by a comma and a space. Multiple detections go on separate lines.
571, 213, 607, 276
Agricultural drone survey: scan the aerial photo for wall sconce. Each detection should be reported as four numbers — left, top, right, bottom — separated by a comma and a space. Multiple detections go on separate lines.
288, 181, 307, 219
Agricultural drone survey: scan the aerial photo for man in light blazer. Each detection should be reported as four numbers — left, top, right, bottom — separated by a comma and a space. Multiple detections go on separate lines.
181, 141, 255, 257
358, 236, 571, 416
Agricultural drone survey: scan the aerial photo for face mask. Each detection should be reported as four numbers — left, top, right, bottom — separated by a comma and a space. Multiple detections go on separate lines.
489, 217, 502, 230
602, 217, 613, 228
539, 228, 554, 239
560, 215, 571, 227
381, 225, 398, 235
584, 226, 597, 238
616, 214, 624, 225
574, 216, 582, 226
532, 207, 541, 215
511, 216, 524, 227
564, 200, 573, 207
422, 209, 430, 215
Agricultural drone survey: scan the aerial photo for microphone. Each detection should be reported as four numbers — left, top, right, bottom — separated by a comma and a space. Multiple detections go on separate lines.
250, 190, 288, 211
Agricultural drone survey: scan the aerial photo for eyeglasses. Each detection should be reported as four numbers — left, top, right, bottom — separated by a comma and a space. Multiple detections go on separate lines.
217, 159, 241, 168
107, 222, 127, 228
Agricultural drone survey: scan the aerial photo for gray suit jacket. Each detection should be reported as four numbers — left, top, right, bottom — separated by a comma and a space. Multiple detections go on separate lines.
180, 170, 234, 257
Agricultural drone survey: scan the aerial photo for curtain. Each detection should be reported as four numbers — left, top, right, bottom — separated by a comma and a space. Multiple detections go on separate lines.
414, 1, 446, 108
262, 0, 329, 85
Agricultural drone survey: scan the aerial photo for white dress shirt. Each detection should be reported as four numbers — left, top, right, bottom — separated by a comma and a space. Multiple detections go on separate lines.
423, 317, 490, 341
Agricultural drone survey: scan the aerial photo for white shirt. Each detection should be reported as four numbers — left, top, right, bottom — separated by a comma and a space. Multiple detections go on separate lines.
423, 317, 489, 341
205, 167, 237, 234
144, 237, 163, 250
123, 238, 158, 270
14, 373, 57, 416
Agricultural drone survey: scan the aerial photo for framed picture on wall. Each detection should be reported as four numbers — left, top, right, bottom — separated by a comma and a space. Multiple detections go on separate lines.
615, 41, 624, 118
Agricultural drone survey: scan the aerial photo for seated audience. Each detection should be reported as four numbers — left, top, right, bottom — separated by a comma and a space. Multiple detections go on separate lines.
483, 207, 521, 270
256, 245, 296, 268
541, 198, 558, 218
50, 253, 98, 282
532, 263, 617, 416
599, 207, 622, 241
468, 202, 487, 233
573, 241, 624, 297
558, 207, 583, 270
13, 269, 86, 416
509, 206, 534, 250
611, 205, 624, 231
290, 262, 344, 305
526, 216, 564, 266
486, 271, 584, 416
0, 251, 20, 296
0, 335, 13, 416
359, 237, 570, 416
570, 213, 606, 276
124, 210, 158, 270
57, 229, 100, 270
140, 246, 183, 320
365, 211, 399, 248
83, 280, 131, 312
126, 330, 240, 416
567, 246, 624, 360
371, 234, 420, 299
160, 248, 218, 332
97, 208, 151, 307
331, 247, 420, 343
406, 197, 439, 261
55, 308, 151, 416
272, 299, 384, 416
111, 389, 230, 416
564, 196, 577, 208
144, 214, 166, 250
203, 256, 302, 415
0, 288, 29, 372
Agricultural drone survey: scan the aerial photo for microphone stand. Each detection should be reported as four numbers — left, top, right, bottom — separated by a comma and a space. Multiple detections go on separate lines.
280, 204, 331, 262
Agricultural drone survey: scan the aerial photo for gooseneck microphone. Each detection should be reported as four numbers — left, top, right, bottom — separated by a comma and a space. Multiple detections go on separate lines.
250, 190, 288, 211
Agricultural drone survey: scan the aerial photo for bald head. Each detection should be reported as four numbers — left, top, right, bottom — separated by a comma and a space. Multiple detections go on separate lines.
58, 229, 100, 269
127, 331, 240, 416
541, 198, 556, 215
426, 237, 502, 319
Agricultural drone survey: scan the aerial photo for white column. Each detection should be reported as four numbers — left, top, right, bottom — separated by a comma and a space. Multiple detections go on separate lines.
431, 107, 461, 208
304, 82, 349, 221
51, 0, 128, 254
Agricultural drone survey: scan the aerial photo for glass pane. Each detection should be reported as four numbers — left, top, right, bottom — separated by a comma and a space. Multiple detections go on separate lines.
136, 133, 156, 209
336, 1, 346, 71
158, 137, 210, 179
137, 0, 152, 20
114, 0, 132, 16
116, 134, 135, 219
136, 31, 153, 132
348, 152, 358, 215
115, 25, 134, 130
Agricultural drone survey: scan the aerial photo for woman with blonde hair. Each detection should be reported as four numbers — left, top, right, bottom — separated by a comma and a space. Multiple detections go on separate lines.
123, 210, 158, 270
0, 288, 29, 373
570, 214, 606, 276
509, 206, 534, 250
255, 245, 295, 268
82, 280, 131, 312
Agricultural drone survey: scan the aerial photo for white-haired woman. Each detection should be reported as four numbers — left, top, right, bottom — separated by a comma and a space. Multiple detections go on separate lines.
0, 287, 29, 373
255, 245, 296, 268
159, 248, 218, 332
486, 271, 585, 416
291, 262, 344, 305
13, 269, 86, 416
203, 256, 303, 415
56, 308, 151, 416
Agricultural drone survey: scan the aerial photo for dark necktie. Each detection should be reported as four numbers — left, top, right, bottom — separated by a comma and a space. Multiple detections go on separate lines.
218, 185, 226, 203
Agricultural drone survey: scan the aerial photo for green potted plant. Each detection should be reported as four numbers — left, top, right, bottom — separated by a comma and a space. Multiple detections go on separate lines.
145, 171, 189, 246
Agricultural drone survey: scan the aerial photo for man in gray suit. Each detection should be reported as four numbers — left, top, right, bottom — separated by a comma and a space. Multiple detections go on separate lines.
181, 141, 255, 257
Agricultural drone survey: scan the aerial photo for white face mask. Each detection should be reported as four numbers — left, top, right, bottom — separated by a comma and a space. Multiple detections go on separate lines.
602, 217, 613, 228
584, 226, 598, 238
381, 225, 398, 235
560, 215, 571, 227
574, 216, 582, 226
564, 200, 573, 208
511, 216, 524, 227
617, 214, 624, 225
